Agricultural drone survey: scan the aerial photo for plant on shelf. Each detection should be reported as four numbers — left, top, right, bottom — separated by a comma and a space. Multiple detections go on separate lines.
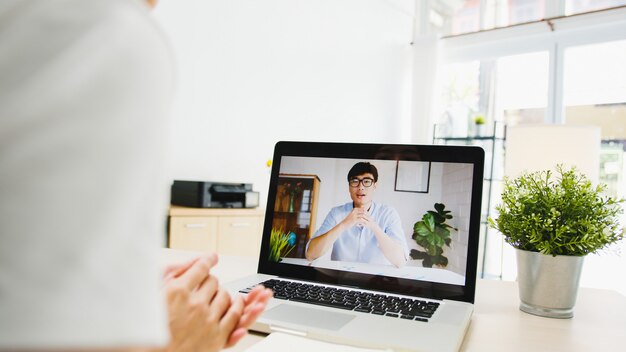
410, 203, 457, 268
268, 228, 297, 263
488, 165, 624, 318
472, 114, 486, 137
472, 115, 486, 125
283, 181, 303, 212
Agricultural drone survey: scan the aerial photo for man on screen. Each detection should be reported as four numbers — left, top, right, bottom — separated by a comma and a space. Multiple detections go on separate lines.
305, 162, 409, 267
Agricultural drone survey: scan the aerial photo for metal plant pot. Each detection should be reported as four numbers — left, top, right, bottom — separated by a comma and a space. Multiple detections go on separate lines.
516, 249, 585, 319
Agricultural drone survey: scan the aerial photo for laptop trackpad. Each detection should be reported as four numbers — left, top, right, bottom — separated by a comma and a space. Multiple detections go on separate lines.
263, 304, 355, 330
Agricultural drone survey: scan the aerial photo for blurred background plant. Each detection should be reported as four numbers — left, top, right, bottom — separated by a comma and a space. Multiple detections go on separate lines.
473, 114, 486, 125
269, 228, 297, 262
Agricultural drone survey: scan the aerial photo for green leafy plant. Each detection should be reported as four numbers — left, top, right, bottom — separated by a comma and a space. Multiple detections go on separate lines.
269, 228, 296, 262
473, 115, 486, 125
488, 165, 625, 256
410, 203, 457, 268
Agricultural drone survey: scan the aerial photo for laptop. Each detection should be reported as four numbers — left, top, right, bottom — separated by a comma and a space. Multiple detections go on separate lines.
226, 141, 484, 352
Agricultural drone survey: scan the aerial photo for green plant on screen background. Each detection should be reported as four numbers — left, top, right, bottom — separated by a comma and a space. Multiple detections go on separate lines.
269, 228, 296, 262
410, 203, 457, 268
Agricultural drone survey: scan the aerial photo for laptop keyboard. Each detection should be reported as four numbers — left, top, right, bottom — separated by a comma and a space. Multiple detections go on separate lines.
240, 279, 439, 322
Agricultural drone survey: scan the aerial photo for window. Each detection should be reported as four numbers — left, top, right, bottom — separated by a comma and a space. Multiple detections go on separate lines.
436, 51, 550, 279
563, 39, 626, 198
449, 1, 480, 35
437, 52, 549, 133
495, 0, 545, 28
431, 5, 626, 293
432, 0, 626, 36
562, 39, 626, 293
496, 52, 549, 126
565, 0, 626, 15
438, 61, 481, 137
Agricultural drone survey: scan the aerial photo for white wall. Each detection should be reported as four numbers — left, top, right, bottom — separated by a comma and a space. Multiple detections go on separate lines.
153, 0, 415, 205
439, 163, 474, 276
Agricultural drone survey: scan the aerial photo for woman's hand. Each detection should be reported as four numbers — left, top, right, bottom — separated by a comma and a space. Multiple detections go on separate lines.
160, 254, 272, 352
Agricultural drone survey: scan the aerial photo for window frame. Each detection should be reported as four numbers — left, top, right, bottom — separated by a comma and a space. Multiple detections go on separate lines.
438, 6, 626, 125
431, 7, 626, 281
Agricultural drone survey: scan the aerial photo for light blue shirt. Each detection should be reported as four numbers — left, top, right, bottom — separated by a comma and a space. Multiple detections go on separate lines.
308, 202, 409, 265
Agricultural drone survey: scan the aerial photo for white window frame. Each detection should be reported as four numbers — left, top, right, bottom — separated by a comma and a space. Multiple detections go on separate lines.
440, 7, 626, 125
433, 6, 626, 281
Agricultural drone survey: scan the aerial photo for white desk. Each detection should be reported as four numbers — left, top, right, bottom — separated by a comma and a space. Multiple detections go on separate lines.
160, 249, 626, 352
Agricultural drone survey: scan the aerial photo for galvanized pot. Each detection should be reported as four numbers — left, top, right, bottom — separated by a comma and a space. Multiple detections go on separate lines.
516, 249, 585, 319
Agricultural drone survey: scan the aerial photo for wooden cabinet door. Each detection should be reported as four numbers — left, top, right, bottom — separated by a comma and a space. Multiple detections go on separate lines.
169, 216, 218, 252
217, 216, 263, 257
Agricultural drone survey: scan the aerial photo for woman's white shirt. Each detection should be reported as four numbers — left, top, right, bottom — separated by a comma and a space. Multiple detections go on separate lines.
0, 0, 174, 348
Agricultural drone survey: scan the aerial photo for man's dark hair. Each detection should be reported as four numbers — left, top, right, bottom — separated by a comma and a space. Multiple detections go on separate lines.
347, 162, 378, 182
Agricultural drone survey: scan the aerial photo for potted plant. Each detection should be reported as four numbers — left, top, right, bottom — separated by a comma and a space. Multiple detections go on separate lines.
410, 203, 457, 268
472, 114, 486, 137
283, 181, 302, 213
268, 228, 296, 263
489, 165, 624, 318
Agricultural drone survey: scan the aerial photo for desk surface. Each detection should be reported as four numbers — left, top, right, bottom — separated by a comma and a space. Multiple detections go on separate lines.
160, 249, 626, 352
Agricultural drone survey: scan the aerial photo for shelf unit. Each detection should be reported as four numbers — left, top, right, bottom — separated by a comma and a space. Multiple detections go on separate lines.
432, 122, 507, 278
271, 174, 321, 258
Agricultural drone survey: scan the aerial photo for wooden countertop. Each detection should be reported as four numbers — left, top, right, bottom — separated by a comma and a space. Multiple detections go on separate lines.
169, 205, 265, 217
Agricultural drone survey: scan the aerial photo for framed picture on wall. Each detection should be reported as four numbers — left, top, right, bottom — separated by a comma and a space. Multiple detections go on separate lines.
394, 160, 430, 193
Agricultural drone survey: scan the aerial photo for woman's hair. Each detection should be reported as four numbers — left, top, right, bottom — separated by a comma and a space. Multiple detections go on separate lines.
347, 162, 378, 182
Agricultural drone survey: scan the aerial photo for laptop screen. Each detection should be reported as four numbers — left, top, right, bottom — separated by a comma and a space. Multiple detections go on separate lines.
258, 142, 484, 303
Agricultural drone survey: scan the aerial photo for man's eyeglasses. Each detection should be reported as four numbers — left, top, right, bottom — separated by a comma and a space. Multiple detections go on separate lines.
349, 177, 374, 188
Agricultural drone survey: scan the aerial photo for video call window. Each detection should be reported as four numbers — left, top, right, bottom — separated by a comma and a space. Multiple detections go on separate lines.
268, 156, 474, 286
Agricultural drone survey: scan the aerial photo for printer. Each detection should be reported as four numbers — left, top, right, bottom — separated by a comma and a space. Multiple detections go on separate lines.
171, 181, 259, 208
